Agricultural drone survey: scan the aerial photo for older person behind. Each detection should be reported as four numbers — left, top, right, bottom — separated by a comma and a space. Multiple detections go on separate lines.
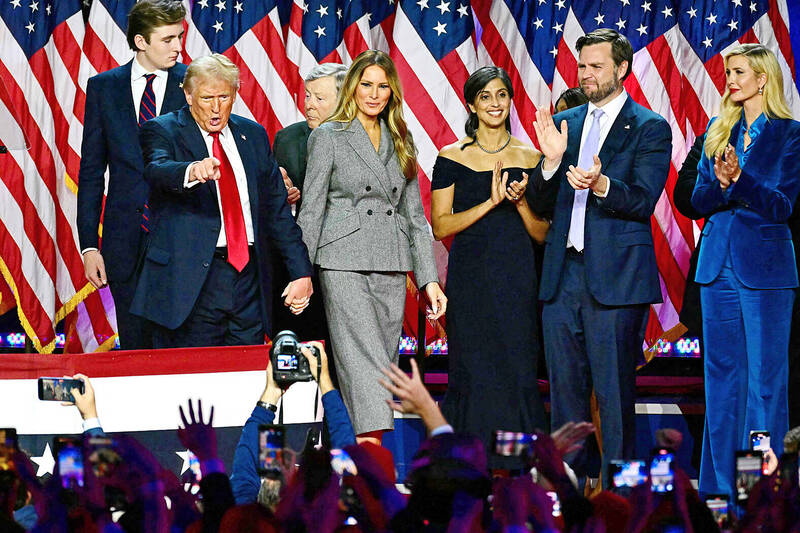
270, 63, 347, 341
132, 54, 313, 348
691, 43, 800, 497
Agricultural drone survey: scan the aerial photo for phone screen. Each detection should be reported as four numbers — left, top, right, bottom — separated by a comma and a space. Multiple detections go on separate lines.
610, 460, 648, 488
56, 438, 84, 489
87, 437, 120, 479
0, 428, 16, 471
258, 425, 285, 476
750, 431, 771, 452
704, 495, 729, 528
735, 450, 763, 501
492, 430, 537, 456
38, 377, 84, 402
331, 448, 358, 476
650, 450, 674, 493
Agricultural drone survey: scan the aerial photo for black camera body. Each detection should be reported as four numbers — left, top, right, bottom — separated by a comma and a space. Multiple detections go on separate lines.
270, 330, 316, 385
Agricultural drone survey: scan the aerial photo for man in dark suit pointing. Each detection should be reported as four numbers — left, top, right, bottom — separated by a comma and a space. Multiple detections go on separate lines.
532, 29, 672, 485
132, 54, 313, 348
77, 0, 187, 350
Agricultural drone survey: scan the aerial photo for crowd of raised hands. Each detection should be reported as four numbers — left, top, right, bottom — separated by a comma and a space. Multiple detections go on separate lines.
2, 345, 800, 533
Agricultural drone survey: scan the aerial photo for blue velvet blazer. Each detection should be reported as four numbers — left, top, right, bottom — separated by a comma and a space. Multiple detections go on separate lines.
691, 116, 800, 289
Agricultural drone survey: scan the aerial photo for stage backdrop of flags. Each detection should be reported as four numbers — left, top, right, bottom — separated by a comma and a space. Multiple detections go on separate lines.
1, 0, 798, 354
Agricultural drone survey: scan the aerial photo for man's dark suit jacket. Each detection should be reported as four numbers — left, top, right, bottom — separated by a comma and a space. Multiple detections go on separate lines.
131, 106, 313, 332
76, 61, 187, 282
272, 120, 311, 212
534, 97, 673, 306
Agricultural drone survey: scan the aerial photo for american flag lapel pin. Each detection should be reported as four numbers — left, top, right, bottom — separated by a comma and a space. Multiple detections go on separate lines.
624, 124, 630, 129
241, 134, 247, 141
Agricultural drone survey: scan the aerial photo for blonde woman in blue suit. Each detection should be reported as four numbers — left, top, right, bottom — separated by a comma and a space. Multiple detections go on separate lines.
692, 43, 800, 497
297, 50, 446, 444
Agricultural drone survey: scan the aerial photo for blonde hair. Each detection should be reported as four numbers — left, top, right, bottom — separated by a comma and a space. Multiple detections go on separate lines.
326, 50, 417, 179
705, 43, 792, 158
183, 53, 240, 94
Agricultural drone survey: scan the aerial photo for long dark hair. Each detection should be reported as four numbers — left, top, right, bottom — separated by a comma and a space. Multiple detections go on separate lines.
461, 66, 513, 150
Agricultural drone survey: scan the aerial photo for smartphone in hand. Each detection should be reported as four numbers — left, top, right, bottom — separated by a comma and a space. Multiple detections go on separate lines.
258, 424, 286, 478
55, 436, 84, 489
38, 377, 85, 402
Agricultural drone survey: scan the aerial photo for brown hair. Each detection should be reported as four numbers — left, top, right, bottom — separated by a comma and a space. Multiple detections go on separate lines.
576, 28, 633, 80
126, 0, 186, 52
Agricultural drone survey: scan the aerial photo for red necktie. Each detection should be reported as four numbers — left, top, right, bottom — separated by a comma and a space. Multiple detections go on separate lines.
209, 132, 249, 271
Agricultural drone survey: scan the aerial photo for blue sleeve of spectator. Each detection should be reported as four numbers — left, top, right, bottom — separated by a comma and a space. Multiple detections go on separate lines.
230, 406, 275, 505
322, 390, 356, 448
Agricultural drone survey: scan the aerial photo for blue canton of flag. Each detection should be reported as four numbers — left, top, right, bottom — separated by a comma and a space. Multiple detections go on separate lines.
676, 0, 769, 61
192, 0, 280, 52
571, 0, 678, 52
502, 0, 571, 85
300, 1, 344, 61
356, 0, 395, 29
400, 0, 473, 61
2, 0, 78, 58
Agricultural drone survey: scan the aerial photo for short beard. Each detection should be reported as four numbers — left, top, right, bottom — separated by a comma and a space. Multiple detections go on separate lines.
583, 74, 620, 104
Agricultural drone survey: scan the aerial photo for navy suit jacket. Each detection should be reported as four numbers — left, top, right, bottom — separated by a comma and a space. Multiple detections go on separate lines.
534, 97, 672, 306
692, 116, 800, 289
76, 60, 187, 282
131, 106, 313, 330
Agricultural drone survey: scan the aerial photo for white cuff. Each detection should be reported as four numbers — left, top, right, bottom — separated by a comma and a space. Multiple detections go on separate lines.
183, 163, 201, 189
541, 159, 561, 180
82, 417, 102, 432
430, 424, 454, 436
81, 248, 99, 255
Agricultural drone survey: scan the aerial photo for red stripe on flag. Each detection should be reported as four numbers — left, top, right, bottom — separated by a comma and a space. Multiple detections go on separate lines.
768, 2, 795, 76
651, 216, 686, 316
704, 54, 726, 95
81, 25, 118, 76
343, 24, 370, 58
438, 49, 470, 110
223, 47, 283, 141
647, 36, 686, 140
555, 38, 579, 90
681, 79, 710, 137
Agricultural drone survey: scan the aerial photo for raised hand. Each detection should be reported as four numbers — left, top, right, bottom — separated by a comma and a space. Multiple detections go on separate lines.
532, 106, 568, 166
177, 399, 217, 462
506, 172, 528, 203
490, 160, 510, 206
713, 144, 740, 189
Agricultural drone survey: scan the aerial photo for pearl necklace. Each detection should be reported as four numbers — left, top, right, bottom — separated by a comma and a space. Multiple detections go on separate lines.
475, 133, 511, 154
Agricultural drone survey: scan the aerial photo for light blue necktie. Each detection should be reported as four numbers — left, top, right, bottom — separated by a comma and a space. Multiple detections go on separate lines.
568, 108, 604, 252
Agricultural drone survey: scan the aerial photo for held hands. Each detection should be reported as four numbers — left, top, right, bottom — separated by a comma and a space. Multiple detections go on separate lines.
424, 282, 447, 320
532, 105, 568, 169
567, 154, 607, 195
188, 156, 221, 183
280, 167, 301, 205
713, 144, 741, 190
82, 250, 107, 289
282, 276, 313, 314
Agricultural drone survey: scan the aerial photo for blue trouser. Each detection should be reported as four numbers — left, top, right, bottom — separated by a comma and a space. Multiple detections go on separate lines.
699, 254, 793, 497
542, 251, 648, 487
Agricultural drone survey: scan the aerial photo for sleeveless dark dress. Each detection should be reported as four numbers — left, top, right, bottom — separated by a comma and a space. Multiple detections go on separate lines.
432, 156, 547, 469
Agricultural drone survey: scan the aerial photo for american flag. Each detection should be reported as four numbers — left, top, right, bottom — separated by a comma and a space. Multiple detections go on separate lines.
0, 0, 117, 353
475, 0, 799, 346
0, 0, 797, 353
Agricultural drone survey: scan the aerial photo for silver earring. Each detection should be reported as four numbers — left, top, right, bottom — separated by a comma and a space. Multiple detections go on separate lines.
758, 87, 763, 95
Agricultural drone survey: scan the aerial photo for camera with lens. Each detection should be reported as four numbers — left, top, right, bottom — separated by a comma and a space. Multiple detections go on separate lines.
270, 330, 317, 386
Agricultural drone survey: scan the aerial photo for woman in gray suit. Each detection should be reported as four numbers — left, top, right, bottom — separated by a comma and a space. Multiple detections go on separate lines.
297, 50, 446, 443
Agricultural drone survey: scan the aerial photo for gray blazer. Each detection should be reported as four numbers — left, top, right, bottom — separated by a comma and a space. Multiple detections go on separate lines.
297, 118, 438, 287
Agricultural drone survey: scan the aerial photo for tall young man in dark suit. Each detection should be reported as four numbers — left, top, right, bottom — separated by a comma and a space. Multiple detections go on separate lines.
270, 63, 347, 342
532, 29, 672, 485
77, 0, 187, 350
132, 54, 313, 349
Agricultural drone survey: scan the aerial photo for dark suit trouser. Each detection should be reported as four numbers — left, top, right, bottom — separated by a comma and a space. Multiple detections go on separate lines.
152, 254, 263, 349
542, 252, 648, 487
108, 277, 152, 350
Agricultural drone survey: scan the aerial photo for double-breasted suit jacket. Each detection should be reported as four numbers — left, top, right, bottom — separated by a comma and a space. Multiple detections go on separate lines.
297, 118, 437, 286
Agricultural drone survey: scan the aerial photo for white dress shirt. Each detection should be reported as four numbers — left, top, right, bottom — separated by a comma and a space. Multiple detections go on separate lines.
185, 123, 255, 247
130, 56, 170, 119
541, 90, 628, 248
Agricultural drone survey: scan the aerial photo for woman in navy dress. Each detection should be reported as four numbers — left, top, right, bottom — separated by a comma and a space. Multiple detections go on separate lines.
691, 43, 800, 496
431, 67, 549, 466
